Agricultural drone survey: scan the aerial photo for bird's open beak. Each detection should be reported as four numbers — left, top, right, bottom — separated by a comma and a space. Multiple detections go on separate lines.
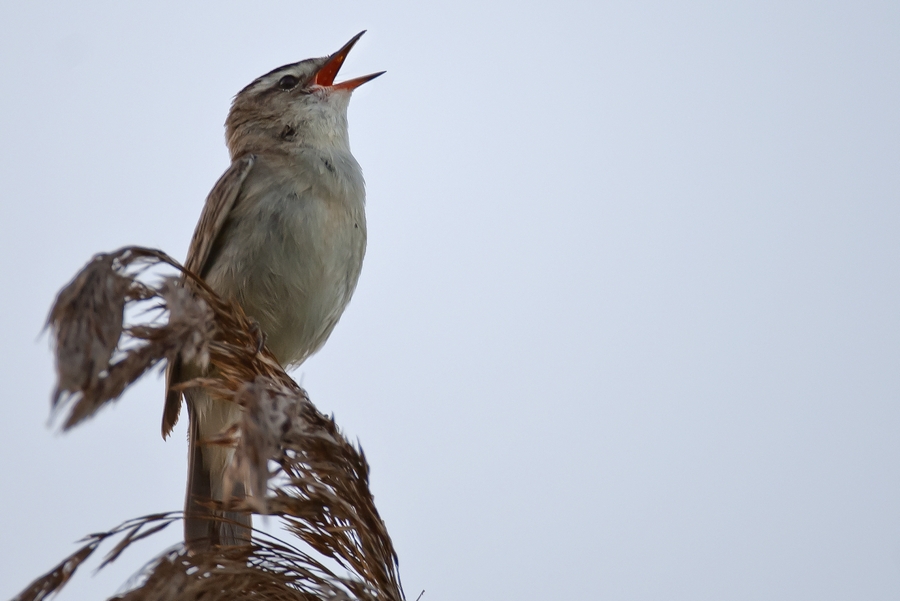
314, 31, 386, 91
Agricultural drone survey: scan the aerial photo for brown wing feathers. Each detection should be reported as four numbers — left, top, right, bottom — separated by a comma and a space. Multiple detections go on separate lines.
161, 155, 256, 439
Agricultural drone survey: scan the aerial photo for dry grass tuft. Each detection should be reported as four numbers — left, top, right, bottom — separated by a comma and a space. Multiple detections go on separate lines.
18, 246, 404, 601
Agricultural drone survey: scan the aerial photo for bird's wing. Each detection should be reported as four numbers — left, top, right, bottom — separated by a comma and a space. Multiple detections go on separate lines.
161, 154, 256, 439
184, 154, 257, 277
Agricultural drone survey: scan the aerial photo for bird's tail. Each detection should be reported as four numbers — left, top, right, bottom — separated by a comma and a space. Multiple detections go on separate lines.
184, 395, 251, 549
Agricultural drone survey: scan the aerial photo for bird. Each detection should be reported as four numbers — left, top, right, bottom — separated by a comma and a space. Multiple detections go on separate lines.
160, 31, 383, 550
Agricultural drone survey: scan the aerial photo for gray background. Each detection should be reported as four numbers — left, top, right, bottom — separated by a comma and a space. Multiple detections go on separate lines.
1, 1, 898, 599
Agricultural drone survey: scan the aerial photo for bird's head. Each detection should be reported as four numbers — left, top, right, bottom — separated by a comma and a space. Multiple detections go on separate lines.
225, 31, 383, 159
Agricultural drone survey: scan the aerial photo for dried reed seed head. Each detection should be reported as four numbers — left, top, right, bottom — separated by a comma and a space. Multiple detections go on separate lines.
158, 278, 215, 369
29, 246, 405, 601
47, 248, 224, 429
48, 253, 130, 407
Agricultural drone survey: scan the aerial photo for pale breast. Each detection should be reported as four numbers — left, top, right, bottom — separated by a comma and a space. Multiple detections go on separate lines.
203, 151, 367, 366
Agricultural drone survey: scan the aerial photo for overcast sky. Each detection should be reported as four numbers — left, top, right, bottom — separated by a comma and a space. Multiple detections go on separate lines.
1, 1, 899, 600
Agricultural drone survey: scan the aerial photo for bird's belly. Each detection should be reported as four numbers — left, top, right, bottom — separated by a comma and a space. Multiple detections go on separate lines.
205, 190, 366, 366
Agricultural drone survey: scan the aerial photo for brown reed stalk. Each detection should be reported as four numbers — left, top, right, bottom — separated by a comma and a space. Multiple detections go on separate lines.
14, 246, 403, 601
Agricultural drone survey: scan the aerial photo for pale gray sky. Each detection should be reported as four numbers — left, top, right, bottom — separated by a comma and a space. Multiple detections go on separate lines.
1, 1, 899, 599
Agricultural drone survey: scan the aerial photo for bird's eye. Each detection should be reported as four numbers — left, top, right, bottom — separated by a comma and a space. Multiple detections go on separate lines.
278, 75, 300, 90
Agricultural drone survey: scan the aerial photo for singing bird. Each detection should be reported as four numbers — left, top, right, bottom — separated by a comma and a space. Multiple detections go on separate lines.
161, 32, 383, 549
